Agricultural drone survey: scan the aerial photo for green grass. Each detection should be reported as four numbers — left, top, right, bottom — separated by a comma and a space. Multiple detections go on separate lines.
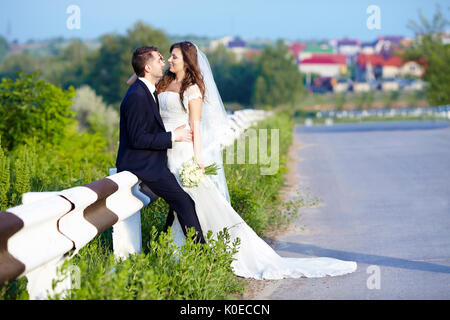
224, 112, 304, 236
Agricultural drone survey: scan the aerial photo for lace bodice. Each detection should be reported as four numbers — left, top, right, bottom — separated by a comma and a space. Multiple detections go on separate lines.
158, 84, 202, 132
158, 84, 203, 178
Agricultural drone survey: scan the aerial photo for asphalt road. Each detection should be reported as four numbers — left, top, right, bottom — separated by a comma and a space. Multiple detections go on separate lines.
255, 120, 450, 300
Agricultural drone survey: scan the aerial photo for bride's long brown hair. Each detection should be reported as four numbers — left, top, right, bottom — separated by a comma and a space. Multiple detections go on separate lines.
156, 41, 205, 111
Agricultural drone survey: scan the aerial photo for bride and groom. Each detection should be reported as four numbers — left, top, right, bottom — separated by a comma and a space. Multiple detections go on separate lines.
116, 42, 357, 279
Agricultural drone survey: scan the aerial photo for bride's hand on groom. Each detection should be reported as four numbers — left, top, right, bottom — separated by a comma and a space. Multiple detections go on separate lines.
127, 73, 137, 86
174, 124, 193, 142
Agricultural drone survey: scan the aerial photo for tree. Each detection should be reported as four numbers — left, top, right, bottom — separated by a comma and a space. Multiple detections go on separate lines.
401, 4, 450, 105
0, 72, 75, 150
228, 61, 257, 105
0, 53, 41, 80
253, 76, 267, 106
206, 44, 258, 105
72, 86, 119, 153
119, 21, 171, 99
205, 44, 258, 106
206, 44, 237, 103
31, 39, 94, 91
407, 4, 449, 35
87, 34, 124, 105
87, 21, 171, 105
252, 41, 304, 107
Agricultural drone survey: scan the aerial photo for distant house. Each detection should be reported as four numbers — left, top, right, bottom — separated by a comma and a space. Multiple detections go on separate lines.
400, 61, 424, 78
299, 53, 347, 77
299, 43, 334, 61
209, 36, 248, 61
337, 38, 361, 57
227, 37, 247, 61
356, 53, 424, 81
209, 36, 234, 50
356, 53, 402, 80
227, 38, 246, 49
375, 36, 404, 57
360, 40, 377, 55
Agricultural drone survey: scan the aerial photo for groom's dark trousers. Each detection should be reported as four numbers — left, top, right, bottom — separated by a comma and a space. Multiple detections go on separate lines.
116, 79, 205, 244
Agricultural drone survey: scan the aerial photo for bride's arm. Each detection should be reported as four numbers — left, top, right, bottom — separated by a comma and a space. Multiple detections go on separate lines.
127, 73, 138, 86
188, 97, 204, 172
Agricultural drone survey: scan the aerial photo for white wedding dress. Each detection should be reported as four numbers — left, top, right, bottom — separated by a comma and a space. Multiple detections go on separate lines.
158, 85, 357, 280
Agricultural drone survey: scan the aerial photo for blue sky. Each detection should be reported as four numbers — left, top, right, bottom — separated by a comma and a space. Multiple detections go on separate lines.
1, 0, 448, 42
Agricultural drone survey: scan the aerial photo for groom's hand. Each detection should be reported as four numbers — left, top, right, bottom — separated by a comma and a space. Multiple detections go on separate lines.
173, 124, 193, 142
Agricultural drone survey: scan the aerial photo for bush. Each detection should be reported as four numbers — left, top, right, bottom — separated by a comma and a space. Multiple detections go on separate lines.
0, 72, 76, 150
0, 74, 115, 209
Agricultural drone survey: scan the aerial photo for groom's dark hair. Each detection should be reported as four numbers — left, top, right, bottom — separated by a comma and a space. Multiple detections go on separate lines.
132, 46, 158, 77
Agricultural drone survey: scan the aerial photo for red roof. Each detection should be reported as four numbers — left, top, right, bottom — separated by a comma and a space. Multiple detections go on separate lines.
289, 42, 307, 57
357, 53, 403, 68
300, 53, 346, 65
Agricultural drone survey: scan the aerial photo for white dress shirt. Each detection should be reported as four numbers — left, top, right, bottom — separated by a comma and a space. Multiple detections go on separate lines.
138, 77, 175, 143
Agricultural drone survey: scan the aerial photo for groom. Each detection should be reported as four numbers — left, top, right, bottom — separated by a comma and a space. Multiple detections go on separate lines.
116, 46, 206, 244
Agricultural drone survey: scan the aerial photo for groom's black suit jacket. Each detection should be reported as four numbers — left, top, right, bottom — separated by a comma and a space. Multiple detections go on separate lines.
116, 79, 172, 182
115, 78, 205, 244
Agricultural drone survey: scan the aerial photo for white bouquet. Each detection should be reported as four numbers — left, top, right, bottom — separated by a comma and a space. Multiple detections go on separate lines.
179, 157, 219, 188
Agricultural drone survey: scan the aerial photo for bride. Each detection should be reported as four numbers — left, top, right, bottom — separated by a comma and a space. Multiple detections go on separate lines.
130, 41, 357, 280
